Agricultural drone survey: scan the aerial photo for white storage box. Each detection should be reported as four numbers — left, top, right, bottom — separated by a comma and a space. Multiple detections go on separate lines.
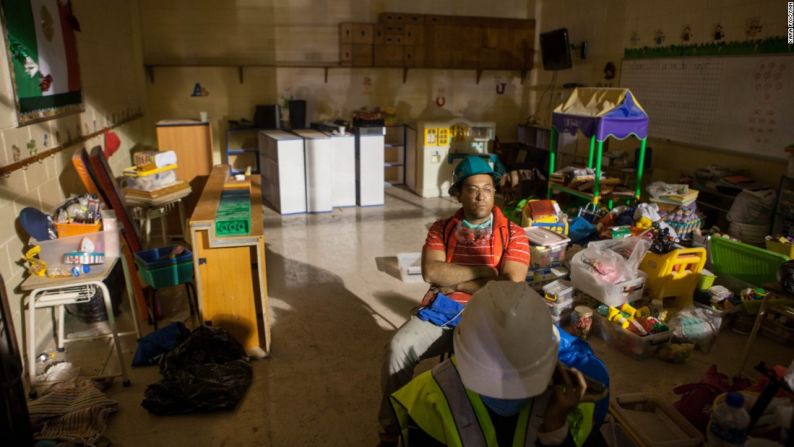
525, 227, 569, 269
123, 164, 177, 192
572, 270, 646, 307
398, 252, 424, 283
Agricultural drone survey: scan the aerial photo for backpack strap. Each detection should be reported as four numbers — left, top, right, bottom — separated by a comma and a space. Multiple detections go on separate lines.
431, 360, 488, 447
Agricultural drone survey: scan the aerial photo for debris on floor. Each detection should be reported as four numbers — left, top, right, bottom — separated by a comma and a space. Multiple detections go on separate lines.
28, 378, 118, 445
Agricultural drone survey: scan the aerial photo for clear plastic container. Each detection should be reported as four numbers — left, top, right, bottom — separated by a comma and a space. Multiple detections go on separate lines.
525, 227, 569, 270
542, 280, 574, 324
572, 270, 646, 307
33, 229, 120, 271
594, 313, 672, 360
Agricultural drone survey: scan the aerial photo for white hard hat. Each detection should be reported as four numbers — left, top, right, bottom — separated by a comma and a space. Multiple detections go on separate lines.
453, 281, 559, 399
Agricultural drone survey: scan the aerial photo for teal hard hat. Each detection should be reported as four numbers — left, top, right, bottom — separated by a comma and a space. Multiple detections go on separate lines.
449, 155, 496, 195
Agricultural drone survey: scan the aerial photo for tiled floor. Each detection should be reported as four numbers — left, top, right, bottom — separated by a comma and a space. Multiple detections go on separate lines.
35, 186, 793, 446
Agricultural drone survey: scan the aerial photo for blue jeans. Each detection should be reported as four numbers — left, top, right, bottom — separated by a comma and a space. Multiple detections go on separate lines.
378, 315, 453, 434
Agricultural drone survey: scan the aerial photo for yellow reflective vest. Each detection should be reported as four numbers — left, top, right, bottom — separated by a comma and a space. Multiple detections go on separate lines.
390, 359, 593, 447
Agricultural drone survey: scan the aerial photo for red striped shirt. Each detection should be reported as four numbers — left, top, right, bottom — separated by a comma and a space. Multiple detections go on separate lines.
424, 211, 530, 303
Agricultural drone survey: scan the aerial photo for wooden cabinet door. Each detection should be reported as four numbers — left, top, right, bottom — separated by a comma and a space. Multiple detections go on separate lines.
156, 122, 213, 182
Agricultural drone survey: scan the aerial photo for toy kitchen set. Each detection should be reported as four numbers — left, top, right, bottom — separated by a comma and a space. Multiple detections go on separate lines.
409, 119, 496, 198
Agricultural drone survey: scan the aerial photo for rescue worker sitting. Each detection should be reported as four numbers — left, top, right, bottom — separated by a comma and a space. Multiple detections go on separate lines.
379, 156, 531, 444
390, 281, 595, 447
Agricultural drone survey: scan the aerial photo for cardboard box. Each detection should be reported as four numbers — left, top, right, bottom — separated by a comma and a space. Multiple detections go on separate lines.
352, 23, 374, 44
339, 44, 373, 67
340, 23, 374, 45
379, 12, 405, 24
374, 45, 405, 67
339, 23, 354, 44
404, 46, 425, 67
404, 24, 424, 45
375, 25, 407, 44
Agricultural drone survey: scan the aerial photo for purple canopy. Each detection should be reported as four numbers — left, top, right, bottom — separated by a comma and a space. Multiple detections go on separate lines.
551, 88, 649, 141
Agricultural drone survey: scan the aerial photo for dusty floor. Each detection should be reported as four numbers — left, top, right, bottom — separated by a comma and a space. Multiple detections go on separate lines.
38, 186, 793, 446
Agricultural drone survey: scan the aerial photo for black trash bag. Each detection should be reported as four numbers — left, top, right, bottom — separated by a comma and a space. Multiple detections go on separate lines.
141, 325, 252, 415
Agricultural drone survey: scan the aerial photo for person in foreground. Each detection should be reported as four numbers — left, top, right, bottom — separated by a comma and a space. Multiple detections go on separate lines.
379, 156, 530, 444
389, 281, 593, 447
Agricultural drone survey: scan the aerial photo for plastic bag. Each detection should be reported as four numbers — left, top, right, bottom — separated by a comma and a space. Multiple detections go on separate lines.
132, 322, 191, 367
416, 292, 464, 328
633, 202, 661, 222
569, 217, 597, 244
587, 237, 651, 274
727, 189, 776, 224
570, 243, 635, 286
570, 237, 649, 306
141, 325, 252, 415
670, 307, 722, 353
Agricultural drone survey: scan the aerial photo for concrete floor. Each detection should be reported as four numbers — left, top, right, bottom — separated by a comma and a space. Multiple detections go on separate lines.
43, 186, 793, 446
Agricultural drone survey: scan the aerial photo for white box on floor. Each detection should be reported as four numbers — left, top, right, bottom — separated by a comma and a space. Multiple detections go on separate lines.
258, 130, 306, 215
397, 252, 424, 283
293, 129, 334, 213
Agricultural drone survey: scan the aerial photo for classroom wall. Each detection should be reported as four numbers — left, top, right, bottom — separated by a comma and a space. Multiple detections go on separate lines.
0, 1, 148, 355
139, 0, 535, 162
531, 0, 786, 183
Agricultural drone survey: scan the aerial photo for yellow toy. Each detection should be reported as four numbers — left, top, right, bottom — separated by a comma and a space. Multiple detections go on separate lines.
635, 217, 653, 230
607, 306, 631, 329
521, 199, 569, 235
22, 245, 47, 277
639, 247, 707, 309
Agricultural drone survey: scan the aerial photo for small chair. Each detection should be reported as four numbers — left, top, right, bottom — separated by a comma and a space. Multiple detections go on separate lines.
22, 256, 139, 398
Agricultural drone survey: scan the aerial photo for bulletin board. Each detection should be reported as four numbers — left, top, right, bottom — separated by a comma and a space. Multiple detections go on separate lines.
1, 0, 83, 125
620, 54, 794, 160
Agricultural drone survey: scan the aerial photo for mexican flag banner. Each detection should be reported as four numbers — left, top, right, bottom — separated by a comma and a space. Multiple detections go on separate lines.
2, 0, 82, 124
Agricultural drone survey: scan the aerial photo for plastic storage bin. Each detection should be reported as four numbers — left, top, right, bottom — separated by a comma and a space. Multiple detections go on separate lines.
610, 393, 704, 447
123, 164, 177, 192
594, 312, 671, 359
525, 227, 569, 270
134, 246, 194, 288
709, 236, 788, 286
765, 239, 794, 258
760, 304, 794, 345
572, 270, 646, 307
542, 279, 574, 324
56, 221, 101, 238
397, 252, 423, 283
34, 230, 120, 271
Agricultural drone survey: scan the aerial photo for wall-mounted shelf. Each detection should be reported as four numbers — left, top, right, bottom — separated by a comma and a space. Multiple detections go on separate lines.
143, 63, 530, 85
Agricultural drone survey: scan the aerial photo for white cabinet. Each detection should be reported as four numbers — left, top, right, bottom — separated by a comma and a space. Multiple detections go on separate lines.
258, 130, 306, 215
324, 132, 356, 208
356, 127, 385, 206
292, 129, 334, 213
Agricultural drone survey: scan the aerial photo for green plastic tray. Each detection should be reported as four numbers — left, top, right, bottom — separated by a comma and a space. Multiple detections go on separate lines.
216, 189, 251, 236
709, 236, 789, 286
